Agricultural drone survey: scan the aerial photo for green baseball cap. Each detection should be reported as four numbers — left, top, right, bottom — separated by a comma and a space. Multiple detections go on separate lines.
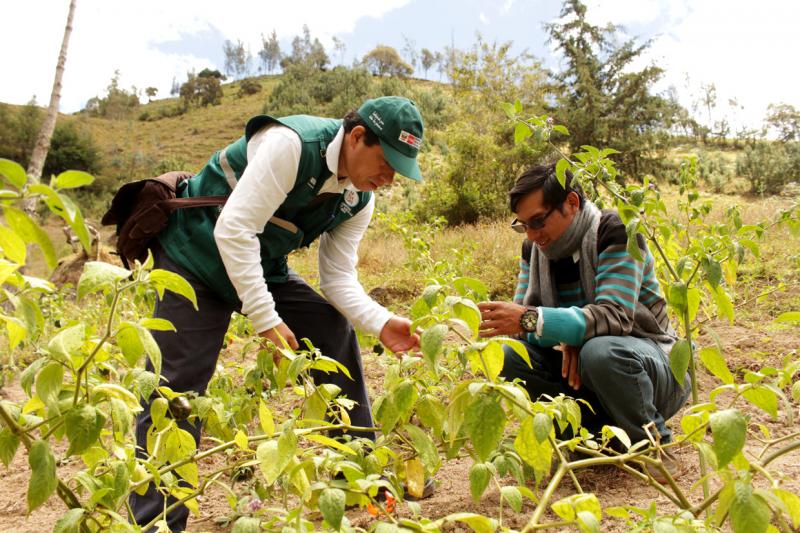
357, 96, 424, 181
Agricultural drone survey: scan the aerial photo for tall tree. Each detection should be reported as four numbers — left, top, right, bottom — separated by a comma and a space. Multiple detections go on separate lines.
362, 45, 413, 77
259, 30, 282, 74
420, 48, 435, 78
332, 36, 346, 65
764, 103, 800, 142
281, 25, 329, 70
26, 0, 76, 187
546, 0, 677, 176
401, 35, 418, 72
223, 39, 250, 79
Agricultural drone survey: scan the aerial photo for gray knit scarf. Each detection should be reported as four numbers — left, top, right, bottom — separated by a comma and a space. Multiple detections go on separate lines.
523, 201, 602, 307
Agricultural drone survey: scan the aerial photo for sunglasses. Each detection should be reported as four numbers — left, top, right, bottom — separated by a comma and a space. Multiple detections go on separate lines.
510, 206, 557, 233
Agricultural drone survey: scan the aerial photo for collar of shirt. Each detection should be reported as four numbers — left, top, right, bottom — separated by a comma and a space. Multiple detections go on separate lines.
319, 127, 357, 194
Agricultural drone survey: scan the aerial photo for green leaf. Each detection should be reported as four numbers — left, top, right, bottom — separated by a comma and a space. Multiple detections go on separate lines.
453, 299, 481, 336
514, 122, 532, 144
116, 322, 145, 368
3, 207, 56, 270
709, 409, 746, 468
148, 269, 198, 309
625, 219, 644, 262
669, 340, 691, 386
77, 261, 131, 300
0, 427, 20, 467
35, 362, 64, 408
730, 481, 769, 533
53, 170, 94, 189
0, 159, 27, 188
498, 337, 531, 368
136, 324, 162, 377
231, 516, 261, 533
469, 463, 492, 502
0, 225, 27, 265
479, 341, 505, 382
514, 416, 552, 481
742, 385, 778, 419
501, 102, 516, 120
421, 324, 448, 370
602, 425, 632, 450
501, 486, 523, 513
139, 318, 176, 332
552, 124, 570, 136
319, 488, 346, 530
703, 259, 723, 288
453, 277, 489, 300
532, 413, 552, 443
776, 312, 800, 324
27, 440, 58, 511
53, 508, 85, 533
47, 324, 85, 363
669, 282, 688, 314
0, 259, 20, 286
65, 404, 104, 456
403, 424, 441, 474
465, 394, 506, 462
699, 346, 734, 384
447, 512, 498, 533
555, 159, 570, 189
774, 488, 800, 529
60, 194, 91, 253
712, 285, 734, 324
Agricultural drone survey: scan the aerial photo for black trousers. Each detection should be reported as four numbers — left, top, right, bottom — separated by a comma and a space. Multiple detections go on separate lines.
131, 249, 374, 531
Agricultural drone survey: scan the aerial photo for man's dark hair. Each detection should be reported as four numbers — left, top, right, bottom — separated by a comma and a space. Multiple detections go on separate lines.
343, 110, 380, 146
508, 163, 585, 213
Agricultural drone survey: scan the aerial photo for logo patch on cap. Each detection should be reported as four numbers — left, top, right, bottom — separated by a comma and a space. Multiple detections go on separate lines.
398, 130, 422, 149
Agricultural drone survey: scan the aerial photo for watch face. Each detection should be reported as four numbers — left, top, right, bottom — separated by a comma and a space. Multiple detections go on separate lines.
521, 310, 537, 332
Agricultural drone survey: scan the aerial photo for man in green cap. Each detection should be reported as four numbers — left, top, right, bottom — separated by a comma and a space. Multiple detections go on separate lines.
132, 96, 426, 531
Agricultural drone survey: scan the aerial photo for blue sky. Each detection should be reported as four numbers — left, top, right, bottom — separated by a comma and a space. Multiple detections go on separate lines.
2, 0, 798, 131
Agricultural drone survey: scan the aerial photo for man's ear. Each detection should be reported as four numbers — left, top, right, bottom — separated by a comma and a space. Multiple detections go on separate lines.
348, 125, 365, 146
566, 191, 581, 212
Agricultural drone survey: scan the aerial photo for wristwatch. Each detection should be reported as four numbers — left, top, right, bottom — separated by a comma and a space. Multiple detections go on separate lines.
519, 306, 539, 333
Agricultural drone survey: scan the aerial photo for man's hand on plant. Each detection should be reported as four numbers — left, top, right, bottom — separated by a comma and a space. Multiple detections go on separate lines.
477, 301, 525, 337
379, 316, 420, 354
259, 321, 299, 364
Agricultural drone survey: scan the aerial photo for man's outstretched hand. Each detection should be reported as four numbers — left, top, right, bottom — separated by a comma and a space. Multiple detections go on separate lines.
477, 301, 525, 337
379, 316, 420, 354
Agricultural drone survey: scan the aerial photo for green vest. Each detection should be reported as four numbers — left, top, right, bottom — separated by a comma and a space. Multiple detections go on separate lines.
158, 115, 373, 303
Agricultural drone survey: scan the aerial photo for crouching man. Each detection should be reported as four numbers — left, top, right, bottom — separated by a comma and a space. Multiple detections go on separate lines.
478, 163, 690, 479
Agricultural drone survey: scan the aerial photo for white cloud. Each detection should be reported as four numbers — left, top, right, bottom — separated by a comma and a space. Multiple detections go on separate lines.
479, 12, 490, 25
646, 0, 800, 131
0, 0, 411, 112
584, 0, 665, 27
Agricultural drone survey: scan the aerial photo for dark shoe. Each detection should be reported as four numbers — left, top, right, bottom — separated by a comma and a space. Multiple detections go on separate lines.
643, 449, 683, 484
376, 476, 435, 501
403, 476, 435, 501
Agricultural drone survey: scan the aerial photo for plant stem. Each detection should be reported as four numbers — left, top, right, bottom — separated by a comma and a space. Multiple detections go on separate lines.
523, 464, 566, 531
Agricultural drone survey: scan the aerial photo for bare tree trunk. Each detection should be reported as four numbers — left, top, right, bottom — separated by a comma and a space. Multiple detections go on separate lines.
25, 0, 77, 201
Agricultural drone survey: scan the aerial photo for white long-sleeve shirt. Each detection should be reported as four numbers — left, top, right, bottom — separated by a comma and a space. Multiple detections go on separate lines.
213, 124, 393, 336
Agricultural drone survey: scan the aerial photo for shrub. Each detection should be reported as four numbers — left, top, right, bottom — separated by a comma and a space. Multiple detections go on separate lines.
237, 78, 262, 97
737, 141, 800, 195
43, 122, 100, 178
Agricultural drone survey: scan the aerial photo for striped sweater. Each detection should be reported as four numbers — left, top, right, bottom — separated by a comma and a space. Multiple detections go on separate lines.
514, 211, 677, 351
